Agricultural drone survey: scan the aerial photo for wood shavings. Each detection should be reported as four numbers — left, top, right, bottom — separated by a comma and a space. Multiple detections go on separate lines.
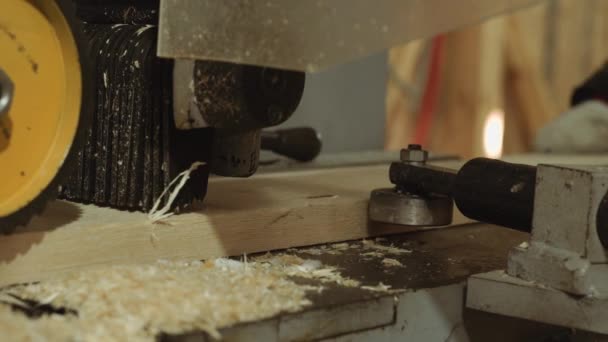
0, 258, 307, 341
382, 258, 405, 268
362, 239, 413, 255
361, 282, 392, 292
0, 293, 27, 307
293, 239, 412, 260
295, 242, 356, 256
0, 305, 73, 341
0, 253, 362, 341
294, 247, 325, 255
254, 253, 361, 288
361, 251, 385, 258
329, 242, 352, 251
148, 162, 205, 222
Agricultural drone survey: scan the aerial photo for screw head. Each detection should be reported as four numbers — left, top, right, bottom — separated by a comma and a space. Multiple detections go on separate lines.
400, 145, 428, 163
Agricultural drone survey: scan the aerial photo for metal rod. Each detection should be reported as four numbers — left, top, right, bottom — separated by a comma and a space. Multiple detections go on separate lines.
390, 158, 536, 232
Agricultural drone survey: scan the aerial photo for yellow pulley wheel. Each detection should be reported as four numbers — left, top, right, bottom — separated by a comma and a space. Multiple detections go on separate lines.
0, 0, 91, 232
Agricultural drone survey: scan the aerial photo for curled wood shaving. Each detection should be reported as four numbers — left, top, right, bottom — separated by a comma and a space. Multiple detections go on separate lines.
148, 162, 205, 223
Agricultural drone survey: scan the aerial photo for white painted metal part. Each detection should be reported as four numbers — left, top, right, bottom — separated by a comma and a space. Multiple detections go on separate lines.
219, 283, 471, 342
157, 0, 544, 72
468, 270, 608, 336
468, 164, 608, 334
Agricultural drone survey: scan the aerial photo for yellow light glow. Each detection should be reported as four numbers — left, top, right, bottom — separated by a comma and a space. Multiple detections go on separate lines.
483, 109, 505, 159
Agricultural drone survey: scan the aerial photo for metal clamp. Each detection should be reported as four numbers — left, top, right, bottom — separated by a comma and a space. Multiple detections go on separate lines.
369, 145, 453, 226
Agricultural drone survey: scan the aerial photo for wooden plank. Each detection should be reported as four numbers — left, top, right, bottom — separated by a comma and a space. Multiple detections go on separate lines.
511, 2, 548, 75
549, 0, 588, 112
503, 2, 549, 155
431, 17, 505, 158
589, 0, 608, 71
472, 17, 506, 157
4, 154, 608, 287
0, 161, 468, 287
385, 39, 425, 150
505, 16, 558, 149
431, 26, 480, 158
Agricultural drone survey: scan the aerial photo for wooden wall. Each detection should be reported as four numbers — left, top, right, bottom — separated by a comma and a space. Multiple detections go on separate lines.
386, 0, 608, 158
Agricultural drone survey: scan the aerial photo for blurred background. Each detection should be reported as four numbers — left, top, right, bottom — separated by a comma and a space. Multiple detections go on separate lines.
282, 0, 608, 158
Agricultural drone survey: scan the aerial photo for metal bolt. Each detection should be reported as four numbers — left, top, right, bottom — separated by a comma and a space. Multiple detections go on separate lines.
0, 68, 14, 118
400, 144, 428, 163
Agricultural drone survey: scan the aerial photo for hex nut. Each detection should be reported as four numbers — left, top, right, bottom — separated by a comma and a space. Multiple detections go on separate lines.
400, 148, 428, 163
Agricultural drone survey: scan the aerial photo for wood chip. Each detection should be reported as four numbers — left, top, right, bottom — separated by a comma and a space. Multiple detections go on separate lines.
361, 240, 413, 255
361, 251, 385, 258
382, 258, 405, 268
361, 282, 393, 292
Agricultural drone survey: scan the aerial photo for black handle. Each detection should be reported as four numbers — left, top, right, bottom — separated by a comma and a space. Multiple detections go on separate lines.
390, 158, 536, 232
261, 127, 322, 162
453, 158, 536, 232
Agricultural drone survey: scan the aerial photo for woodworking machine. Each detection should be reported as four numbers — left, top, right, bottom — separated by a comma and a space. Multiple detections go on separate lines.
5, 0, 608, 339
0, 0, 544, 232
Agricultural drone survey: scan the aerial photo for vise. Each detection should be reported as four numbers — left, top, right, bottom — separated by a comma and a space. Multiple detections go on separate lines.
369, 145, 608, 334
468, 164, 608, 334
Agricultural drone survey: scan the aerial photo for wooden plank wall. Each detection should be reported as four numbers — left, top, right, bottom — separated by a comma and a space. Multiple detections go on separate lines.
385, 0, 608, 158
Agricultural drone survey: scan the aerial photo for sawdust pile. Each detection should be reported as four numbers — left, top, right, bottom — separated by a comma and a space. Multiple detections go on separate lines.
0, 303, 73, 341
0, 254, 359, 341
255, 254, 361, 287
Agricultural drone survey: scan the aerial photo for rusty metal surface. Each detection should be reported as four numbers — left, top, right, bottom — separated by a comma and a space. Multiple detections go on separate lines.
162, 223, 528, 341
369, 145, 454, 227
368, 188, 453, 226
157, 0, 544, 72
301, 224, 527, 291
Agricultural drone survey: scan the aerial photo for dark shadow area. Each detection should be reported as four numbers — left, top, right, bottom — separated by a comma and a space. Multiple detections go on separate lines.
0, 201, 82, 263
0, 116, 12, 152
464, 308, 572, 342
2, 293, 77, 319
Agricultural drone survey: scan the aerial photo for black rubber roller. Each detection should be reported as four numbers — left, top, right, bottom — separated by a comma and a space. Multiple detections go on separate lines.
453, 158, 536, 232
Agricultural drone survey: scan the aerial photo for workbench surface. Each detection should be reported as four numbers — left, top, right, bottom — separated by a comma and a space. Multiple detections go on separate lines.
161, 223, 527, 341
